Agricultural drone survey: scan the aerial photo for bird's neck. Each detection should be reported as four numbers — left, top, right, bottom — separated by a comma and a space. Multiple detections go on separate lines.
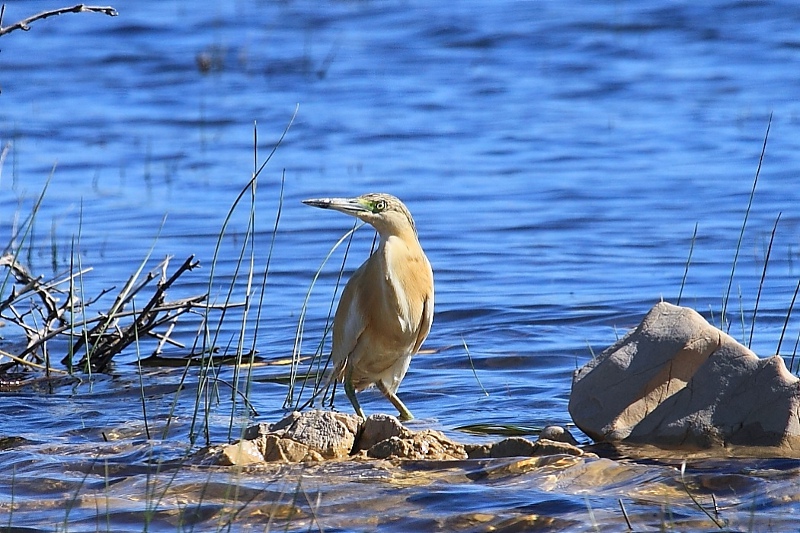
377, 227, 420, 249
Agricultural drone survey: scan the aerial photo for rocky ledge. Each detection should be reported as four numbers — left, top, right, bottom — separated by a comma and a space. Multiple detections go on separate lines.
204, 410, 584, 466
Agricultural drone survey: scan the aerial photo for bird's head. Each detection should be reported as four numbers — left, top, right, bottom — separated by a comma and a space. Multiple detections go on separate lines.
303, 193, 418, 239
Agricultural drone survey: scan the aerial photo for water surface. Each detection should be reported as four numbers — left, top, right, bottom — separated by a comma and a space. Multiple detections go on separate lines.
2, 0, 800, 530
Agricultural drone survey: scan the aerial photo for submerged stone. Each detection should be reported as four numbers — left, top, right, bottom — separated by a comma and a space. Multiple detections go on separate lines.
465, 433, 585, 459
367, 429, 467, 460
569, 302, 800, 451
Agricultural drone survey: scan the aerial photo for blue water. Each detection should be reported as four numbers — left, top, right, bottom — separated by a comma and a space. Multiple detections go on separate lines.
2, 0, 800, 530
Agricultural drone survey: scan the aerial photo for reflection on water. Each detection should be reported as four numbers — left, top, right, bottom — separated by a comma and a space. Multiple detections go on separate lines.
2, 0, 800, 530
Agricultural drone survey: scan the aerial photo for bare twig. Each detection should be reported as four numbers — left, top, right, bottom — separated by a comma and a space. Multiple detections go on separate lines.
1, 250, 239, 378
74, 255, 201, 371
0, 4, 118, 37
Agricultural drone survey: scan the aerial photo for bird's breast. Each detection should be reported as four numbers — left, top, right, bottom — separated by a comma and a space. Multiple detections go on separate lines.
381, 237, 433, 338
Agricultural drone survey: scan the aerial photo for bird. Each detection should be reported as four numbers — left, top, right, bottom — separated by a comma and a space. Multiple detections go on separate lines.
302, 193, 434, 420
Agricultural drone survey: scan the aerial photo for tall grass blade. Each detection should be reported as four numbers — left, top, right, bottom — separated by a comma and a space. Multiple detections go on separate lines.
748, 212, 780, 348
225, 150, 260, 441
677, 222, 698, 306
133, 299, 152, 440
285, 221, 364, 409
462, 335, 488, 397
777, 283, 800, 358
65, 200, 85, 374
722, 112, 771, 331
618, 498, 632, 530
189, 109, 297, 445
679, 461, 725, 529
246, 163, 286, 404
298, 221, 358, 410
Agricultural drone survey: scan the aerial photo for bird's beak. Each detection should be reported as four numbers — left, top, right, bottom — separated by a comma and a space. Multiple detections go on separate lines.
302, 197, 370, 216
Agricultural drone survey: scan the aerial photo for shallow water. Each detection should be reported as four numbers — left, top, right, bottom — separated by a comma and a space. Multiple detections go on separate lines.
2, 0, 800, 530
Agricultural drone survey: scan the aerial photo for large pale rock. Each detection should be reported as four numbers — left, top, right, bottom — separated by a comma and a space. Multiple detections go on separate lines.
569, 302, 800, 450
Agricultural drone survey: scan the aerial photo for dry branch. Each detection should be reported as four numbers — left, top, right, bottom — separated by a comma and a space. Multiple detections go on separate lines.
0, 253, 242, 377
71, 255, 201, 372
0, 4, 118, 37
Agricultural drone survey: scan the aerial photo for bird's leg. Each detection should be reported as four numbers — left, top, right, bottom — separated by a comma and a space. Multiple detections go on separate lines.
344, 367, 366, 419
376, 381, 414, 421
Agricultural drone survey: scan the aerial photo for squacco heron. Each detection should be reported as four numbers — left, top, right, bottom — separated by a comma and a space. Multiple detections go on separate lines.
303, 193, 434, 420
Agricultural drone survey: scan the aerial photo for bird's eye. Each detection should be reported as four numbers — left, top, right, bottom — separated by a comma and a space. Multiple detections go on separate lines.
374, 200, 387, 212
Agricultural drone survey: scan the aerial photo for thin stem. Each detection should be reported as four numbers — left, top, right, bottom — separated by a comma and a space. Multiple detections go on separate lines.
777, 278, 800, 357
677, 223, 698, 306
749, 212, 780, 348
722, 112, 771, 330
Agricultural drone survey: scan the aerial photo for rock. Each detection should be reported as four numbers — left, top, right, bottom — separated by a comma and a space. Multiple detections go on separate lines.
272, 410, 361, 459
533, 439, 585, 457
217, 439, 264, 466
539, 426, 579, 446
260, 434, 318, 462
268, 411, 303, 433
569, 301, 800, 450
242, 422, 271, 441
367, 429, 468, 460
466, 437, 535, 459
465, 436, 585, 459
357, 413, 408, 451
211, 411, 589, 466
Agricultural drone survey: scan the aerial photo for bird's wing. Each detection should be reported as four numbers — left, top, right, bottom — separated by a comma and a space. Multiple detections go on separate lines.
411, 290, 433, 355
332, 262, 369, 371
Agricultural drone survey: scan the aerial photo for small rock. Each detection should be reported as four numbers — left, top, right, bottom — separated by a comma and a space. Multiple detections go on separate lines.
260, 434, 314, 462
463, 443, 491, 459
357, 413, 408, 451
533, 439, 585, 457
217, 439, 264, 466
242, 422, 271, 441
268, 411, 303, 433
487, 437, 537, 458
465, 436, 585, 459
368, 429, 467, 460
539, 426, 579, 446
